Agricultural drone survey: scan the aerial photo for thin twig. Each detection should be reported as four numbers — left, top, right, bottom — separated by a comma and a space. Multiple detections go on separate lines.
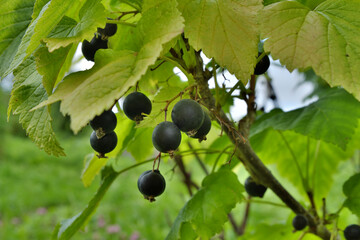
187, 142, 209, 175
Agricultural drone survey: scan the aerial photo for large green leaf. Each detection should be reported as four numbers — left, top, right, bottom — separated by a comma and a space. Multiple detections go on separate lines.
34, 0, 184, 133
343, 173, 360, 217
261, 0, 360, 100
178, 0, 262, 82
166, 168, 243, 240
251, 88, 360, 150
34, 45, 74, 94
6, 0, 73, 75
43, 0, 106, 52
8, 56, 65, 156
0, 0, 35, 77
250, 128, 359, 203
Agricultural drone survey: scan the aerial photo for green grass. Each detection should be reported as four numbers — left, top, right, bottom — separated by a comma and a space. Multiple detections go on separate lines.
0, 133, 189, 240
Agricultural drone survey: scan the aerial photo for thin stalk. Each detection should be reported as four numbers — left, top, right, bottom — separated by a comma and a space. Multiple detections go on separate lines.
106, 19, 137, 27
161, 56, 193, 82
306, 136, 310, 188
211, 145, 234, 173
311, 141, 321, 191
187, 142, 209, 175
256, 52, 267, 64
278, 131, 308, 191
115, 101, 121, 113
246, 199, 288, 208
212, 60, 220, 109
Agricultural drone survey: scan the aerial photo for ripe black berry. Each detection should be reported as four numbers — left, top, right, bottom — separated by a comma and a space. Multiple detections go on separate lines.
254, 53, 270, 75
90, 110, 117, 135
90, 131, 117, 156
191, 111, 211, 141
244, 176, 267, 198
104, 22, 117, 37
137, 170, 166, 202
98, 18, 118, 37
344, 224, 360, 240
123, 92, 152, 122
81, 35, 108, 61
292, 215, 308, 231
171, 99, 204, 135
152, 121, 181, 154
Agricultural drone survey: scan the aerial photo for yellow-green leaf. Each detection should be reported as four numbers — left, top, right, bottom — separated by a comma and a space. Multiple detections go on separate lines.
261, 0, 360, 100
178, 0, 263, 82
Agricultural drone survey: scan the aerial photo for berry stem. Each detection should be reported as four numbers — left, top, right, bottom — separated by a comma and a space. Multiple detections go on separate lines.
152, 152, 162, 171
256, 51, 268, 64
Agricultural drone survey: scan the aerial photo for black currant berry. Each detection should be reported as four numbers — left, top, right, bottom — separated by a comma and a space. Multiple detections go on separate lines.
171, 99, 204, 135
152, 121, 181, 154
90, 110, 117, 135
344, 224, 360, 240
191, 111, 211, 141
292, 215, 308, 231
90, 131, 117, 156
103, 22, 117, 37
244, 176, 267, 198
123, 92, 152, 122
81, 35, 108, 61
254, 53, 270, 75
137, 170, 166, 202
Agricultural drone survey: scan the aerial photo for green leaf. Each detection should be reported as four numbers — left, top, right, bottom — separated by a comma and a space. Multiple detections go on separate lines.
261, 0, 360, 100
178, 0, 263, 82
0, 0, 35, 77
34, 0, 184, 133
250, 129, 358, 203
53, 167, 119, 240
7, 0, 73, 75
43, 0, 106, 51
251, 88, 360, 150
127, 127, 154, 161
343, 173, 360, 217
8, 56, 65, 156
81, 153, 107, 188
166, 168, 243, 240
34, 45, 74, 94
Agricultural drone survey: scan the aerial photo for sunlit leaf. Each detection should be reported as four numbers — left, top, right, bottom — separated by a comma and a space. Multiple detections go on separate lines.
178, 0, 263, 82
7, 0, 73, 75
8, 56, 64, 156
43, 0, 106, 51
34, 0, 184, 133
261, 0, 360, 100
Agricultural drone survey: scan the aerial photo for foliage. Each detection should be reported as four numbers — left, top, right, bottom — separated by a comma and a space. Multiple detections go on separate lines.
1, 0, 360, 239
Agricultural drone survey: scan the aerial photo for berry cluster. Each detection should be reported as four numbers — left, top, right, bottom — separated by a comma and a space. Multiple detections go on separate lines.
121, 93, 212, 202
81, 19, 118, 62
89, 110, 118, 158
152, 99, 212, 156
